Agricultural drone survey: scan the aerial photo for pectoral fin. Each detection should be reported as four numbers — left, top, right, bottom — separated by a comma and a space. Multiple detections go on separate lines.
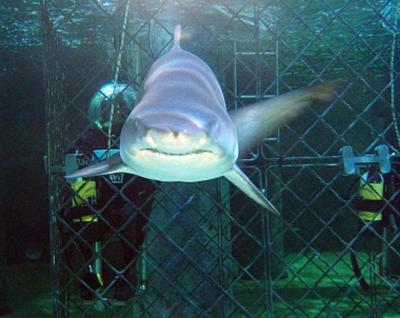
229, 81, 339, 157
65, 153, 136, 179
224, 165, 280, 216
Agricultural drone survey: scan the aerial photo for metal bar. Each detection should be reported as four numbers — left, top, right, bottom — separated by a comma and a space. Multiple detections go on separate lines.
234, 41, 238, 110
275, 39, 280, 145
235, 51, 276, 56
238, 94, 276, 98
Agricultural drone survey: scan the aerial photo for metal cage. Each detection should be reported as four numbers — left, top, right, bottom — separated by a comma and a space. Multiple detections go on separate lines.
42, 0, 400, 317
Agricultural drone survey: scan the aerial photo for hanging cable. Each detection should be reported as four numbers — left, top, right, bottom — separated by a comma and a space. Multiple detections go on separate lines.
108, 0, 131, 149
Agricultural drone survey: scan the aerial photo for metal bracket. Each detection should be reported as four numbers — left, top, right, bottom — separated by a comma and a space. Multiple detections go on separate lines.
340, 145, 391, 175
64, 153, 82, 184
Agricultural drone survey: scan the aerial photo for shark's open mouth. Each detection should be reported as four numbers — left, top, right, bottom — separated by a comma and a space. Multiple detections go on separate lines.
141, 148, 213, 157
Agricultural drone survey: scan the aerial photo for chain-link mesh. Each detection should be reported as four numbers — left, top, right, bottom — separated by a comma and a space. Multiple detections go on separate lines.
42, 0, 400, 317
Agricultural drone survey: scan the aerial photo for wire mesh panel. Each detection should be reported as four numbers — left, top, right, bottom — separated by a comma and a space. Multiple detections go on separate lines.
42, 0, 400, 317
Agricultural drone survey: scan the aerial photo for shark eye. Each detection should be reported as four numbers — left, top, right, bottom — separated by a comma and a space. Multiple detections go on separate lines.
210, 121, 221, 136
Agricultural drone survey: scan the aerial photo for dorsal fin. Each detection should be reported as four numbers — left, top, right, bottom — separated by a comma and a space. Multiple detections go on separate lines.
172, 25, 182, 49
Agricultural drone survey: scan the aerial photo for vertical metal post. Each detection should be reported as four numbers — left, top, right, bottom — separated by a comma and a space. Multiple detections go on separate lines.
233, 41, 238, 111
42, 1, 67, 315
49, 194, 60, 318
254, 0, 261, 103
217, 177, 233, 317
275, 39, 280, 144
254, 2, 273, 317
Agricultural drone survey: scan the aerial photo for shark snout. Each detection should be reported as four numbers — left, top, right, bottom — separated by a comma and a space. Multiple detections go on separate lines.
138, 113, 205, 133
145, 129, 206, 153
133, 113, 210, 154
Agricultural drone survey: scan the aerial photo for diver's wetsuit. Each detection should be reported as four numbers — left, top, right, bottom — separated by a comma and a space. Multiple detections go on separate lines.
62, 126, 156, 301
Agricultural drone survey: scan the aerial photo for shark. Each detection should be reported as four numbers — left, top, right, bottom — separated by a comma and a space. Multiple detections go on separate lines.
66, 25, 337, 215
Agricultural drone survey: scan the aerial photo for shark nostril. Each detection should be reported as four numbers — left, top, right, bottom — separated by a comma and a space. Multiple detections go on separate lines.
198, 134, 207, 146
146, 133, 156, 147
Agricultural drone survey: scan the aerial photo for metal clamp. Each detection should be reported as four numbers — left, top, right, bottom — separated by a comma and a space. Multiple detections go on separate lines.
340, 145, 391, 175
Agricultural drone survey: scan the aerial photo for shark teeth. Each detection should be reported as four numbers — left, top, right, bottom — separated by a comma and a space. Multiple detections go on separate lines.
141, 148, 213, 157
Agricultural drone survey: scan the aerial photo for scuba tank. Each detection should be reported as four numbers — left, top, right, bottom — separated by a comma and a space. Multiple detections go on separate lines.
352, 166, 388, 237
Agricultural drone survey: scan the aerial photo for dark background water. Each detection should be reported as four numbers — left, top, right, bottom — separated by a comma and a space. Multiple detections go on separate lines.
0, 48, 48, 263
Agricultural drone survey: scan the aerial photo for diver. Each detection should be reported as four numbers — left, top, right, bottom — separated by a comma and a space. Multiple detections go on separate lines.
349, 159, 400, 291
62, 83, 156, 301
